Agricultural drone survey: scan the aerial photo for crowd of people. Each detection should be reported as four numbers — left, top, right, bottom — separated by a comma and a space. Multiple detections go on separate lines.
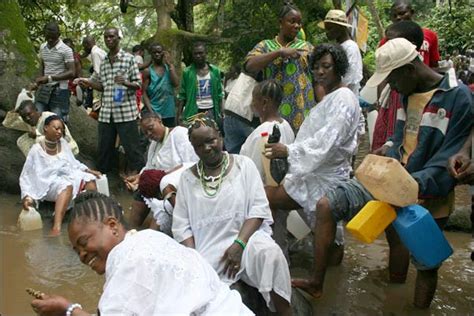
12, 0, 472, 315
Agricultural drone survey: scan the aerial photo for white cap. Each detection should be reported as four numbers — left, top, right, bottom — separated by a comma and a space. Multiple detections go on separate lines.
366, 38, 419, 87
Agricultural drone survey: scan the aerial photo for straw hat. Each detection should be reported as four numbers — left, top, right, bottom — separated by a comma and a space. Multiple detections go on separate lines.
318, 9, 353, 29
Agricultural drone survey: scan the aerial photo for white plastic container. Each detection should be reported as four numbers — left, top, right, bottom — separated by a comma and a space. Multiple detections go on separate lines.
18, 206, 43, 231
367, 110, 378, 149
355, 154, 418, 207
96, 175, 110, 196
286, 210, 311, 240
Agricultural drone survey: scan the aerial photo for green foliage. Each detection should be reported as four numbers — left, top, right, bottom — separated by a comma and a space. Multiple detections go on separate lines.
0, 0, 37, 77
18, 0, 157, 52
423, 1, 474, 53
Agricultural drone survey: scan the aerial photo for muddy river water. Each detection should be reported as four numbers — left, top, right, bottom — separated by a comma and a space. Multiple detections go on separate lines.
1, 191, 472, 315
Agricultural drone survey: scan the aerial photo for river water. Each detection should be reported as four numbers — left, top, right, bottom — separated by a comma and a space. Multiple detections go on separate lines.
1, 190, 473, 315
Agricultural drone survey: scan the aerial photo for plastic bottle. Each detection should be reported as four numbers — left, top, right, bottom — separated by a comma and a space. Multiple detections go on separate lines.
18, 206, 43, 231
260, 132, 278, 187
286, 210, 311, 240
346, 201, 397, 243
393, 204, 453, 268
113, 72, 125, 105
268, 124, 289, 184
355, 154, 418, 207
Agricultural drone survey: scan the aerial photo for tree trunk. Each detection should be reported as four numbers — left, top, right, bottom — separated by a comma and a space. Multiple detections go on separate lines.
367, 0, 385, 39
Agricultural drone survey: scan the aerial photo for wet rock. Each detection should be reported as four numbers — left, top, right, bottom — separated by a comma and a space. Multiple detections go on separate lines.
446, 206, 472, 233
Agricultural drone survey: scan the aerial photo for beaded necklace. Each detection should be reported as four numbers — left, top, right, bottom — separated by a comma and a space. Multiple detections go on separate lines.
197, 152, 229, 197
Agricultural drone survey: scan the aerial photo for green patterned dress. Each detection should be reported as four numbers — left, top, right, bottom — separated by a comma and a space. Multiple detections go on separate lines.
246, 38, 314, 132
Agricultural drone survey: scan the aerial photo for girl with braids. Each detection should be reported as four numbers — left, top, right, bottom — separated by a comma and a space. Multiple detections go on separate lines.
30, 191, 253, 316
264, 44, 360, 292
240, 79, 295, 181
173, 117, 292, 315
125, 111, 198, 228
245, 1, 314, 133
20, 115, 101, 236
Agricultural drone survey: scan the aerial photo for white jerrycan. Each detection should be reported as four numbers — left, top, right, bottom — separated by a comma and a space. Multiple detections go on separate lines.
18, 206, 43, 231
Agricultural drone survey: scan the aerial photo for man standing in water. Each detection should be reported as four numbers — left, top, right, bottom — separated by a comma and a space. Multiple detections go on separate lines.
78, 27, 144, 174
293, 38, 473, 309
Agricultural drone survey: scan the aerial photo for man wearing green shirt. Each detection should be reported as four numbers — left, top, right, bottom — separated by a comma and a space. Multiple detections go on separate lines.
177, 42, 224, 124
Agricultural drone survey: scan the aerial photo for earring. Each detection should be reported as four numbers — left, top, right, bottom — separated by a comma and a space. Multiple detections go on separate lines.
113, 230, 118, 236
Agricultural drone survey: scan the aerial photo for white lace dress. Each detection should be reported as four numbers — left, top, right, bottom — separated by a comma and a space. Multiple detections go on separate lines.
173, 155, 292, 311
19, 138, 95, 201
284, 87, 360, 226
99, 230, 253, 315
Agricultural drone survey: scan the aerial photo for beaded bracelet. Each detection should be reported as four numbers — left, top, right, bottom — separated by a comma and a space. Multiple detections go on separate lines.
66, 303, 82, 316
234, 238, 246, 250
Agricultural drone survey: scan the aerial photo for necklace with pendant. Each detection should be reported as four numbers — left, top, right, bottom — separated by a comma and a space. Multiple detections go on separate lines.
197, 152, 229, 197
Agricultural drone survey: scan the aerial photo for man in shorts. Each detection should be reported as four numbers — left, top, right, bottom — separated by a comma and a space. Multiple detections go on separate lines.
293, 38, 473, 309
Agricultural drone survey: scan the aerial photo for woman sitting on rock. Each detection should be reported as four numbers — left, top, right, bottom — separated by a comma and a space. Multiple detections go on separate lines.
20, 115, 100, 236
172, 117, 292, 315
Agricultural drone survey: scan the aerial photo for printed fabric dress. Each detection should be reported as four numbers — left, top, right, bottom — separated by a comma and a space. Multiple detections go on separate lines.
246, 38, 314, 132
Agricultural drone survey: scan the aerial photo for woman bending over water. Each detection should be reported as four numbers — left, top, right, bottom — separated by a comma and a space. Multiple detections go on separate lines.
30, 191, 253, 315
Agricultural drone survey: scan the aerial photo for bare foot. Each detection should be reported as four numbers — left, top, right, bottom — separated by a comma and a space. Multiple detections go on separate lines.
292, 278, 323, 299
48, 228, 61, 237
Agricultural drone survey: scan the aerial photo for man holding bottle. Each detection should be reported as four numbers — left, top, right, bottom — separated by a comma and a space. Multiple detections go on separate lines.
77, 27, 144, 174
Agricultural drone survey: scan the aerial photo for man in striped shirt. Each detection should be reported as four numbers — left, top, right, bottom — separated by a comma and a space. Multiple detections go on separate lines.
34, 22, 75, 122
78, 27, 144, 174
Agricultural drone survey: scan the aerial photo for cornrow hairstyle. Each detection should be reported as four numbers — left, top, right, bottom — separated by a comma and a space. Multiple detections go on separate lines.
140, 110, 162, 122
70, 191, 127, 226
253, 79, 284, 107
279, 1, 300, 19
385, 21, 424, 50
138, 169, 167, 198
311, 43, 349, 79
186, 113, 219, 138
17, 99, 36, 113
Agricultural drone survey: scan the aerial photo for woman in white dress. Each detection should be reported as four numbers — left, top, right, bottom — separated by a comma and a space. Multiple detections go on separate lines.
263, 44, 361, 292
20, 115, 101, 236
126, 111, 198, 228
30, 191, 252, 316
172, 117, 292, 315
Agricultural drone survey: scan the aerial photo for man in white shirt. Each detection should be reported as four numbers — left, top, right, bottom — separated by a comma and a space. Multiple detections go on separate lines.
82, 35, 106, 108
34, 22, 75, 122
319, 9, 363, 95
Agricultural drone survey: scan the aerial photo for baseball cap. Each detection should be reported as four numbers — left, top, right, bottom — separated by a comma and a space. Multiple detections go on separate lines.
366, 38, 419, 87
318, 10, 353, 29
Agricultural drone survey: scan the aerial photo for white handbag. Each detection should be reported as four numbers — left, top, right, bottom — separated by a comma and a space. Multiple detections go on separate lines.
224, 73, 257, 122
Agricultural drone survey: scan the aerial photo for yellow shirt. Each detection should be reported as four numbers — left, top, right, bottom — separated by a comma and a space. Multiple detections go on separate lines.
401, 88, 438, 164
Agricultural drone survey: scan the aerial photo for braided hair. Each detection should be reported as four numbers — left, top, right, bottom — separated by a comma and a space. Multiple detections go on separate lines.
279, 1, 300, 19
186, 113, 219, 138
70, 191, 127, 226
253, 79, 283, 107
138, 169, 167, 198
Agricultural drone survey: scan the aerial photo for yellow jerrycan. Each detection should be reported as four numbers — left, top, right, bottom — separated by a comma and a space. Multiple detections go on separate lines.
346, 201, 396, 243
